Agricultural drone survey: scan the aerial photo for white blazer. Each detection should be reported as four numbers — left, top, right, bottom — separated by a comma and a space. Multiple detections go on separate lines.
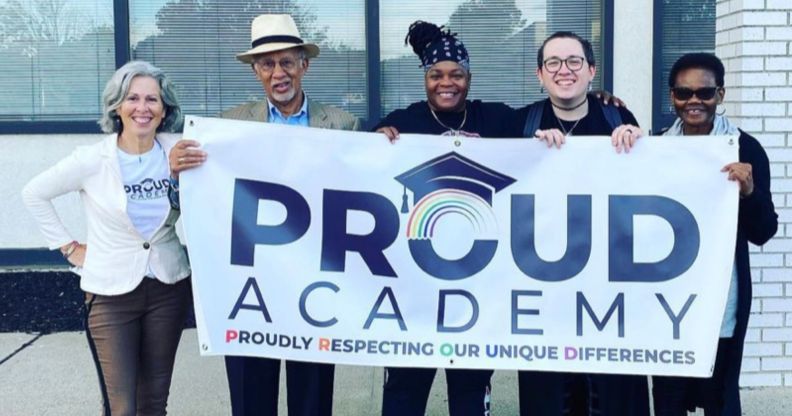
22, 133, 190, 296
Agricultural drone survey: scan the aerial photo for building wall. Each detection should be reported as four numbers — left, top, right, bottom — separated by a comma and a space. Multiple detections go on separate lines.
1, 134, 99, 249
716, 0, 792, 387
2, 0, 791, 388
613, 0, 654, 131
0, 1, 657, 249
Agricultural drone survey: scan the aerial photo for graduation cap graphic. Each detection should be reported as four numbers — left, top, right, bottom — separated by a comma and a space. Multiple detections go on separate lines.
395, 152, 516, 240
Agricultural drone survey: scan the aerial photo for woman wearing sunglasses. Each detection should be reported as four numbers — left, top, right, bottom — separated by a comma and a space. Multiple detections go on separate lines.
652, 53, 778, 416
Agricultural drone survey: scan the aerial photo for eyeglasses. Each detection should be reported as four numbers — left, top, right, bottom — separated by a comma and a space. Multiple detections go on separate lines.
254, 58, 302, 73
542, 56, 586, 73
671, 87, 719, 101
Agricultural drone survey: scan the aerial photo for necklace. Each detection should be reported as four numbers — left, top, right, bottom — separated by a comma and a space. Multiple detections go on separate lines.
118, 134, 157, 163
551, 97, 587, 112
430, 107, 468, 136
555, 115, 582, 136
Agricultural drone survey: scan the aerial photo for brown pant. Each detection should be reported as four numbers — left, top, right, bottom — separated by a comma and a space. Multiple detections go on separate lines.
84, 278, 191, 416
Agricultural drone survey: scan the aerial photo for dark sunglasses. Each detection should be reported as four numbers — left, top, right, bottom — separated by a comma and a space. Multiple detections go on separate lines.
671, 87, 719, 101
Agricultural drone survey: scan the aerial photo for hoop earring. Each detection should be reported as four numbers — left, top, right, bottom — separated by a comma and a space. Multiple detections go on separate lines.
717, 106, 726, 116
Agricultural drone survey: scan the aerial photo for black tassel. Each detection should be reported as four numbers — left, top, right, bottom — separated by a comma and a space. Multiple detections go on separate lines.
401, 186, 409, 213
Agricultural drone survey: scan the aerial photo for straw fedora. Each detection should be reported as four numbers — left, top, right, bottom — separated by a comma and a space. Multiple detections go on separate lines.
236, 14, 320, 63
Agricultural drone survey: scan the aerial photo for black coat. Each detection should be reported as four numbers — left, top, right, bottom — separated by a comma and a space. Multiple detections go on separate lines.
654, 129, 777, 416
716, 130, 778, 410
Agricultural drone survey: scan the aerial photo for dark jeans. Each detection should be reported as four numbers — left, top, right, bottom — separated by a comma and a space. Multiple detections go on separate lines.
225, 356, 335, 416
518, 371, 649, 416
84, 278, 191, 416
653, 338, 740, 416
382, 367, 493, 416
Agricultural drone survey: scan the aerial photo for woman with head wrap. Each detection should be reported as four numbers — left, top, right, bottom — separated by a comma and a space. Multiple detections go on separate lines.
374, 21, 521, 416
651, 53, 777, 416
375, 21, 523, 142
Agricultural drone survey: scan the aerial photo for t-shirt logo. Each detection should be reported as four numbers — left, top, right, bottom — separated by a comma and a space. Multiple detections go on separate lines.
124, 178, 170, 201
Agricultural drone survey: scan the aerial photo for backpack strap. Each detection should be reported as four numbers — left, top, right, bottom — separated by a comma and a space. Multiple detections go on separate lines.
524, 99, 625, 135
600, 102, 624, 130
522, 102, 544, 138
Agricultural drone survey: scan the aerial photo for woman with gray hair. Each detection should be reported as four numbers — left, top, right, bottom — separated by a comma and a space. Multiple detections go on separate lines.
22, 60, 191, 415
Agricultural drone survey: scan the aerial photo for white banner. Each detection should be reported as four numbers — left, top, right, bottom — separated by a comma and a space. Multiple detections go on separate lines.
181, 116, 739, 377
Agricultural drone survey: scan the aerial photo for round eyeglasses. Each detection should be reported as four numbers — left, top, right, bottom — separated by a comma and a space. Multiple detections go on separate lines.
254, 57, 302, 73
543, 56, 586, 73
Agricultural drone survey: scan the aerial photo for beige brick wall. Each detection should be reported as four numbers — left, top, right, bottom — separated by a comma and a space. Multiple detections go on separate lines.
716, 0, 792, 387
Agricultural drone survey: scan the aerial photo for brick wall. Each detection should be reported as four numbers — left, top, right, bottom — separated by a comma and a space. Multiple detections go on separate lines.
716, 0, 792, 387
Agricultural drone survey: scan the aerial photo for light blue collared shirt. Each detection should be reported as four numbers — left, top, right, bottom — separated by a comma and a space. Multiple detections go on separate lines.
720, 262, 739, 338
267, 95, 309, 126
168, 95, 309, 211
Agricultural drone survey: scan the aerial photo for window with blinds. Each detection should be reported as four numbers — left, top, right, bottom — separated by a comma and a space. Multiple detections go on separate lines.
0, 0, 115, 121
129, 0, 367, 120
379, 0, 605, 115
1, 0, 608, 129
655, 0, 715, 130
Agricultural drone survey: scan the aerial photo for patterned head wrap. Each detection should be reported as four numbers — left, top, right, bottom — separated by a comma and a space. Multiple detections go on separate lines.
405, 21, 469, 71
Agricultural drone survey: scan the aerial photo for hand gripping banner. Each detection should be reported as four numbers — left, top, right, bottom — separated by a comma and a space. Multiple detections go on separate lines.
181, 116, 739, 377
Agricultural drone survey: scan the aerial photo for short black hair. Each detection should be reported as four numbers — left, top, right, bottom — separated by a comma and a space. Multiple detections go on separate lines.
537, 31, 596, 69
668, 53, 725, 88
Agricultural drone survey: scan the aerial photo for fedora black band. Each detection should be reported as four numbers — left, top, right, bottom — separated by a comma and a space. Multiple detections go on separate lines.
251, 35, 304, 48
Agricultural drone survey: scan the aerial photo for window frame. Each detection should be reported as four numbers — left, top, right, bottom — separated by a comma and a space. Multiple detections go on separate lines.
0, 0, 130, 134
1, 0, 614, 135
652, 0, 674, 134
651, 0, 715, 134
602, 0, 615, 97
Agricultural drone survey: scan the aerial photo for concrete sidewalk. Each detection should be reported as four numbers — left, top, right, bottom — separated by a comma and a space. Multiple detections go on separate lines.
1, 329, 789, 415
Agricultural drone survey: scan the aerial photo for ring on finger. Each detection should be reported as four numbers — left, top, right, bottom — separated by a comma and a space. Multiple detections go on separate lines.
178, 157, 185, 164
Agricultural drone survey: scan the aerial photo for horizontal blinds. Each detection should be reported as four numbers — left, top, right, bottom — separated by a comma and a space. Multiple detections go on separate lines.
129, 0, 367, 120
1, 1, 611, 126
379, 0, 604, 116
659, 0, 715, 121
0, 0, 115, 121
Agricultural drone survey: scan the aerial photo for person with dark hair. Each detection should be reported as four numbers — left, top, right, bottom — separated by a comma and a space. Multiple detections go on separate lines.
668, 52, 725, 91
22, 60, 191, 415
376, 21, 522, 142
536, 31, 597, 72
375, 21, 522, 416
652, 52, 777, 416
516, 31, 648, 416
522, 31, 641, 152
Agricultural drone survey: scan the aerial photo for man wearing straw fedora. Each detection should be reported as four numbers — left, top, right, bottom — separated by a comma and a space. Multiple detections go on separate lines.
222, 14, 360, 131
169, 13, 359, 416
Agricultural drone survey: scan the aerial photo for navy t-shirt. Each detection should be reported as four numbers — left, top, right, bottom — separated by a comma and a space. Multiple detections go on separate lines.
374, 100, 524, 138
516, 95, 639, 136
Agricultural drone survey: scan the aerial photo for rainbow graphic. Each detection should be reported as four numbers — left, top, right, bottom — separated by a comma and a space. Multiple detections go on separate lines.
406, 189, 498, 240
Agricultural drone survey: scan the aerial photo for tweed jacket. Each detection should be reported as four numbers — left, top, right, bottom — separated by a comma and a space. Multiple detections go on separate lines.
220, 97, 360, 131
166, 97, 359, 212
22, 133, 191, 296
